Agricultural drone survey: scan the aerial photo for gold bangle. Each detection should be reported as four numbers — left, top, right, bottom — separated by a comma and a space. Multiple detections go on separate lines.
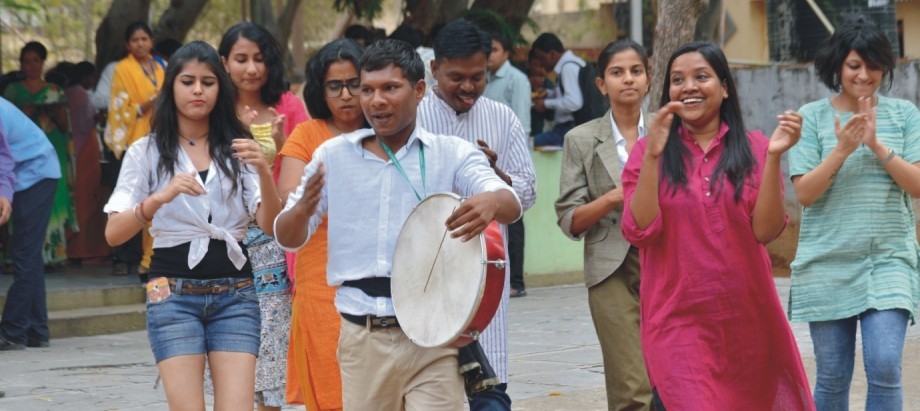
880, 148, 897, 166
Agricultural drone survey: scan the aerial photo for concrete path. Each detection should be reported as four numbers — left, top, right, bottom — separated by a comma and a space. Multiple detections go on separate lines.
2, 279, 920, 410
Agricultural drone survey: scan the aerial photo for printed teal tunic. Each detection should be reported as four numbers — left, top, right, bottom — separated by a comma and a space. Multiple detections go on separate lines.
789, 96, 920, 322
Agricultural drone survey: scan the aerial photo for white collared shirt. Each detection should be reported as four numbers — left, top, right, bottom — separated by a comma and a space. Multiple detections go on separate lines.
104, 136, 262, 270
276, 127, 519, 317
418, 87, 537, 211
609, 110, 647, 166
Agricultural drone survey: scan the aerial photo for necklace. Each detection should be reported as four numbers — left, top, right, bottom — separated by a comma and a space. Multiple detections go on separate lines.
140, 57, 159, 90
178, 131, 209, 146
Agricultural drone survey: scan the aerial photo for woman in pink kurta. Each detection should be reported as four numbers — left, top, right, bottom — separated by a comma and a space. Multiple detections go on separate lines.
621, 42, 814, 410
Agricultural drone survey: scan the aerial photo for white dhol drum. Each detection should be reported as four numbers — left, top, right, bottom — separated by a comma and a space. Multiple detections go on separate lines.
391, 193, 506, 348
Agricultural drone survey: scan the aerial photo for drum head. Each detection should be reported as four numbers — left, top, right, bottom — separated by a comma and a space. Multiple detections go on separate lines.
392, 193, 486, 348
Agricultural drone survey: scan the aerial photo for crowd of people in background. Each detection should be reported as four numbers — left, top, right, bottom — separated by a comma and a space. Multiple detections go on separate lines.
0, 11, 916, 411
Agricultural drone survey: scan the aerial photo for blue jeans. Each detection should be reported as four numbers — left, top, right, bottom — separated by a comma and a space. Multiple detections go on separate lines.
534, 122, 574, 147
469, 383, 511, 411
146, 277, 261, 362
1, 178, 57, 345
810, 309, 909, 411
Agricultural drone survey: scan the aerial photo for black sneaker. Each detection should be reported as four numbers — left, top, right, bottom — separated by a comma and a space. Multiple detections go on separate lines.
510, 288, 527, 298
0, 333, 25, 351
26, 339, 49, 348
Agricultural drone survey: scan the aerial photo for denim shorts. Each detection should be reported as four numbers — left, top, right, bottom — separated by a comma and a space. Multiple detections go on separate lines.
146, 277, 261, 363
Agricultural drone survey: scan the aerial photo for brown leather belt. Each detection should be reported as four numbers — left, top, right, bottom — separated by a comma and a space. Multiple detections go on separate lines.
341, 313, 400, 330
167, 278, 254, 295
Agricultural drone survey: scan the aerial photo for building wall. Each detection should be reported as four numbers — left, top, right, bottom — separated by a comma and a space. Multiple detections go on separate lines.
530, 0, 605, 16
523, 3, 620, 50
898, 2, 920, 59
723, 1, 769, 63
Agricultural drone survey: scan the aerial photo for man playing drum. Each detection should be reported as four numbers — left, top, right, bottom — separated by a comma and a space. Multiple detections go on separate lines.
274, 39, 522, 410
416, 20, 536, 411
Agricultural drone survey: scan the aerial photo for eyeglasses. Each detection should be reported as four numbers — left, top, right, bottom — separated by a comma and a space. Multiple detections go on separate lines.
324, 78, 361, 98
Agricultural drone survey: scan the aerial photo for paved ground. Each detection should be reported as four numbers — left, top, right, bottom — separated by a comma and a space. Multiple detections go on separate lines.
2, 279, 920, 410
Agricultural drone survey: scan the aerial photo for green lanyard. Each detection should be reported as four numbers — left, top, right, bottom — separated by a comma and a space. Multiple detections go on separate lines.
379, 139, 426, 201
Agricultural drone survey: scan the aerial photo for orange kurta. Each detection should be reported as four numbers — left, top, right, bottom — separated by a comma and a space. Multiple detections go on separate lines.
282, 120, 342, 410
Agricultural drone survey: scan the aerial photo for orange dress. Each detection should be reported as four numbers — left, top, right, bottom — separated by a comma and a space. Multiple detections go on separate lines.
281, 119, 342, 410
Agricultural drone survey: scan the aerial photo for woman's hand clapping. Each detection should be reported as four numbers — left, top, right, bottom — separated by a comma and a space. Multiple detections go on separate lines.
768, 110, 803, 155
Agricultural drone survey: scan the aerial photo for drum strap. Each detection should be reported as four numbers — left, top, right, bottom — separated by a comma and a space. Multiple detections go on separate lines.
342, 277, 392, 298
379, 139, 426, 201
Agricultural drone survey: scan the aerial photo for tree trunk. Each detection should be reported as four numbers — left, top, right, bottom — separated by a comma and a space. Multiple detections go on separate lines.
250, 0, 299, 82
647, 0, 708, 112
403, 0, 468, 38
694, 0, 721, 44
251, 0, 281, 39
94, 0, 152, 76
290, 0, 306, 82
469, 0, 537, 33
154, 0, 210, 44
277, 0, 303, 47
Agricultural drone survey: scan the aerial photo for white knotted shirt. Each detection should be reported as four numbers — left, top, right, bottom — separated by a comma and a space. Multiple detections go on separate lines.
103, 136, 261, 270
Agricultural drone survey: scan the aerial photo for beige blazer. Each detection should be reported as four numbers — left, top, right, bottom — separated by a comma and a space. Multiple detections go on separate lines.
555, 111, 640, 288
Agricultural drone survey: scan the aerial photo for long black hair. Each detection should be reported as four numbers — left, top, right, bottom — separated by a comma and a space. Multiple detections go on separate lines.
659, 41, 753, 201
151, 40, 251, 196
218, 22, 288, 106
303, 39, 365, 119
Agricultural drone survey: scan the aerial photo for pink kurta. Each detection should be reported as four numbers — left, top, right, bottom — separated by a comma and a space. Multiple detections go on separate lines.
621, 124, 814, 410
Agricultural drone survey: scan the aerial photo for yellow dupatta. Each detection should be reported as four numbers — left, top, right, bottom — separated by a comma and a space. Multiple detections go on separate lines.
104, 55, 164, 159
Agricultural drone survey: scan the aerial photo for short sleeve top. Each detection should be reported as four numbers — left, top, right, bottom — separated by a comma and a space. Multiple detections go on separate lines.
788, 96, 920, 322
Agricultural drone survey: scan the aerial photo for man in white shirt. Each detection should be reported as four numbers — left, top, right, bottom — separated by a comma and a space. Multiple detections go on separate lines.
418, 20, 536, 411
274, 39, 522, 410
531, 32, 586, 147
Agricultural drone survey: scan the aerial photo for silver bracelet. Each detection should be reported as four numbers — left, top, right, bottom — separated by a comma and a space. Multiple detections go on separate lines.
880, 148, 897, 166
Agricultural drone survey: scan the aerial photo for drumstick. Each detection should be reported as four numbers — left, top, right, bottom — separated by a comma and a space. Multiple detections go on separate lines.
424, 206, 456, 292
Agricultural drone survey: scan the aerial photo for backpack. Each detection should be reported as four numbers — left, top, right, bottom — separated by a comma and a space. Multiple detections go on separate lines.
558, 60, 609, 126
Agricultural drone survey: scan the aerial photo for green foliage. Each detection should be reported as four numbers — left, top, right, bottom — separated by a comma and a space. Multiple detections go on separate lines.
1, 0, 37, 12
187, 0, 244, 46
1, 0, 110, 71
462, 7, 532, 46
334, 0, 382, 21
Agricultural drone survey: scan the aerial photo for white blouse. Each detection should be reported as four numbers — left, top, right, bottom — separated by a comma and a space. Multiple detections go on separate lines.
104, 136, 262, 270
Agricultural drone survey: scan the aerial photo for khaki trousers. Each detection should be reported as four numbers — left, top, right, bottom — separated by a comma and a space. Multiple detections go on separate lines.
337, 319, 464, 411
588, 247, 653, 411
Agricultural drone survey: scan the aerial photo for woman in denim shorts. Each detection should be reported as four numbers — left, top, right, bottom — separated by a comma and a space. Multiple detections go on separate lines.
103, 41, 283, 410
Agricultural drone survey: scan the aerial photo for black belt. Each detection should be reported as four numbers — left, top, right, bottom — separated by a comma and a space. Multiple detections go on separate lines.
167, 278, 253, 294
341, 313, 400, 330
342, 277, 391, 298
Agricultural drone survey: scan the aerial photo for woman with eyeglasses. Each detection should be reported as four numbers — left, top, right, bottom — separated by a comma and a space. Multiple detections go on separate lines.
276, 38, 365, 411
217, 22, 308, 411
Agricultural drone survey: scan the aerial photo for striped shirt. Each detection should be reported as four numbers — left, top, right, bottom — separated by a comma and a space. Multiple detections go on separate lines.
788, 96, 920, 322
418, 87, 537, 383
